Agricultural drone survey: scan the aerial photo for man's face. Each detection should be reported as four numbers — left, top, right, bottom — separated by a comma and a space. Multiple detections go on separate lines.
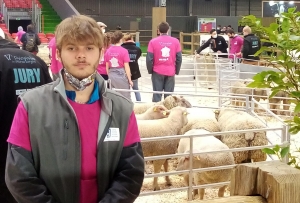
57, 42, 101, 80
211, 31, 217, 38
227, 33, 234, 38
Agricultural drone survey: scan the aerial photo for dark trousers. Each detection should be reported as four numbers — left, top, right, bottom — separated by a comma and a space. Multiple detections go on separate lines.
0, 144, 16, 203
151, 72, 175, 102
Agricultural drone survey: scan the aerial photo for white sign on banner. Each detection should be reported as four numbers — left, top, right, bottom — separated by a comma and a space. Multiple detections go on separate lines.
199, 34, 230, 53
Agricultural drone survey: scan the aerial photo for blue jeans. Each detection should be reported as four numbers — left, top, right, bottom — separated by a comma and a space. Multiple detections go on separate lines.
151, 72, 175, 102
132, 79, 141, 101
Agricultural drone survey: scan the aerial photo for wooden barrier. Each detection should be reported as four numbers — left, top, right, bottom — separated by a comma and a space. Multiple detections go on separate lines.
188, 161, 300, 202
230, 161, 300, 203
179, 32, 201, 55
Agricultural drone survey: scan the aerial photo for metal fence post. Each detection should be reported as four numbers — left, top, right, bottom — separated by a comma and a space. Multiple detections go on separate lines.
188, 135, 194, 201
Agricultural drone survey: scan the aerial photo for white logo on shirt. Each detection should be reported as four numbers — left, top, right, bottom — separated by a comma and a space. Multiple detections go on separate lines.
4, 54, 12, 60
110, 57, 119, 67
161, 46, 170, 57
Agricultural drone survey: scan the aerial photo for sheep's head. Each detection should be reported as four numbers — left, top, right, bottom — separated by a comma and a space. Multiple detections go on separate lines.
170, 106, 189, 126
151, 105, 170, 119
176, 153, 201, 171
163, 95, 192, 110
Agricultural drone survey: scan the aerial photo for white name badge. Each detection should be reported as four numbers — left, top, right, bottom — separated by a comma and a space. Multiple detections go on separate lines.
104, 128, 120, 142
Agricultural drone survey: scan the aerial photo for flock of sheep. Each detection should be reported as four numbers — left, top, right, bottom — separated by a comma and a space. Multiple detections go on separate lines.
134, 95, 268, 200
230, 80, 291, 115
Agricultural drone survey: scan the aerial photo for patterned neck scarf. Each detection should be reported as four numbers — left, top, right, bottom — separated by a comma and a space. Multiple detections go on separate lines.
64, 68, 96, 91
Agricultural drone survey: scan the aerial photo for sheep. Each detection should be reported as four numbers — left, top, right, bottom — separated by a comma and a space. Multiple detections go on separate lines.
215, 108, 268, 164
176, 129, 235, 200
138, 106, 189, 191
134, 102, 156, 114
269, 91, 291, 115
133, 95, 192, 114
135, 105, 169, 120
230, 81, 268, 108
180, 113, 220, 139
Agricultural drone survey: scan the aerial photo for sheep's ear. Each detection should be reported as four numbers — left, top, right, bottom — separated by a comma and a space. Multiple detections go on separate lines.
166, 111, 171, 116
172, 95, 180, 101
183, 100, 192, 108
162, 111, 167, 116
153, 106, 158, 112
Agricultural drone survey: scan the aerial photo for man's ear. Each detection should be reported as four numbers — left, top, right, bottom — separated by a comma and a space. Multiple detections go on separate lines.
56, 49, 62, 62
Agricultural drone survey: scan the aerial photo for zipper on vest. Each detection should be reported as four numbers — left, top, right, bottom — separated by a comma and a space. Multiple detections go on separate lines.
56, 92, 81, 203
64, 119, 69, 144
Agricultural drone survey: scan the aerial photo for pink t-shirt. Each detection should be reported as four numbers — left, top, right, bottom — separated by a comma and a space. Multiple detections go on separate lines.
16, 31, 25, 43
97, 49, 107, 75
229, 35, 244, 59
8, 101, 140, 203
147, 35, 181, 76
104, 46, 130, 68
48, 37, 63, 74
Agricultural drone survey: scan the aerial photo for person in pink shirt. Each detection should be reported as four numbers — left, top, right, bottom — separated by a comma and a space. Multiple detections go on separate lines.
105, 31, 133, 100
146, 21, 182, 102
97, 32, 113, 80
14, 26, 25, 44
226, 28, 243, 62
5, 15, 144, 203
48, 36, 63, 80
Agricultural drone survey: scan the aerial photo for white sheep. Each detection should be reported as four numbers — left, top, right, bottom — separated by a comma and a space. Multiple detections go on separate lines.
134, 95, 192, 114
215, 108, 268, 164
269, 90, 291, 115
135, 105, 169, 120
138, 106, 188, 191
180, 113, 220, 136
231, 81, 267, 108
176, 129, 235, 200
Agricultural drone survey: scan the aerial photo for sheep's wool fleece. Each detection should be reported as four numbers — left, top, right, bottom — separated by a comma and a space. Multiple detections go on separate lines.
217, 109, 268, 163
179, 129, 235, 184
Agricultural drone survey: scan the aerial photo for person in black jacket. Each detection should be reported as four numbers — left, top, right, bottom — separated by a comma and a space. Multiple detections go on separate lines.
196, 29, 228, 58
0, 29, 52, 203
122, 33, 142, 101
20, 24, 41, 55
242, 26, 261, 62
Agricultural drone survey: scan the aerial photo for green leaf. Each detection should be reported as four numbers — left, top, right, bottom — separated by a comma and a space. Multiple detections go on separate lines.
291, 91, 300, 98
273, 145, 280, 152
294, 116, 300, 124
280, 147, 290, 158
289, 126, 300, 134
262, 148, 276, 155
254, 47, 268, 56
294, 103, 300, 113
287, 61, 296, 69
253, 72, 268, 82
288, 7, 296, 13
281, 18, 290, 32
270, 23, 279, 31
269, 90, 280, 98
